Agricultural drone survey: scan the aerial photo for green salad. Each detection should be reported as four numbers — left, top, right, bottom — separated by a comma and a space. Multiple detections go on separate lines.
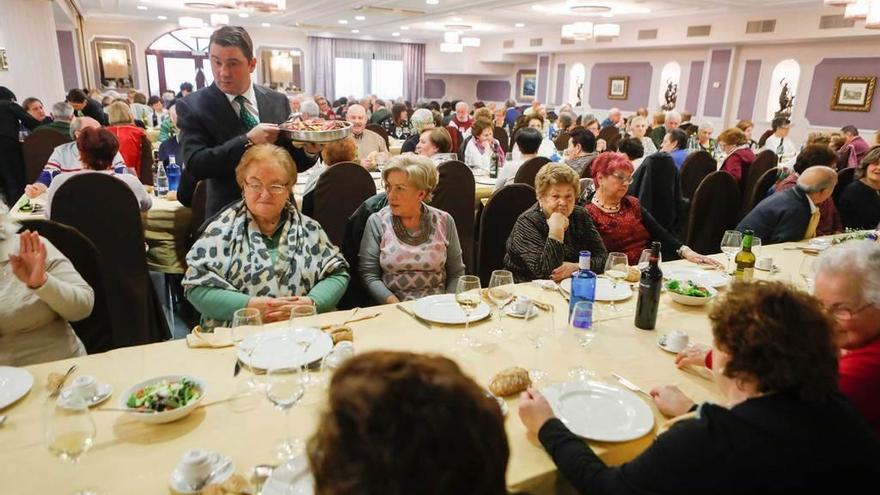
666, 280, 711, 298
127, 378, 201, 412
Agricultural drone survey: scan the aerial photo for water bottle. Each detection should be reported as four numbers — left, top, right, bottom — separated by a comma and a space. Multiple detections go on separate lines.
156, 162, 169, 197
568, 251, 597, 329
165, 155, 181, 192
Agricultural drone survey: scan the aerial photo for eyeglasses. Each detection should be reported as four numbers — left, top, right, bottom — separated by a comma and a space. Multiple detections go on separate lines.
822, 302, 873, 321
611, 173, 633, 185
244, 182, 290, 196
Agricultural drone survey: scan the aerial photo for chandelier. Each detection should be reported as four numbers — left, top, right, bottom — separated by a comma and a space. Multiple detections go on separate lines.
829, 0, 880, 29
235, 0, 286, 12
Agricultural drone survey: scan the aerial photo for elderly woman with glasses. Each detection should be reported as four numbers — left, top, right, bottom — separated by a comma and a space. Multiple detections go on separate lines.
359, 155, 465, 304
586, 152, 718, 266
183, 144, 349, 329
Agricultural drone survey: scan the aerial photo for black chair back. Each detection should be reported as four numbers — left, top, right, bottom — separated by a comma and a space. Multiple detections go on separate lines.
477, 184, 536, 285
628, 152, 685, 236
433, 160, 476, 273
457, 134, 473, 162
741, 168, 778, 217
312, 162, 377, 247
679, 151, 716, 200
513, 156, 551, 188
757, 129, 774, 148
833, 167, 856, 206
493, 127, 509, 154
365, 124, 390, 148
139, 135, 154, 186
50, 173, 170, 347
22, 130, 70, 184
739, 150, 777, 219
338, 193, 387, 309
685, 171, 741, 254
17, 219, 113, 354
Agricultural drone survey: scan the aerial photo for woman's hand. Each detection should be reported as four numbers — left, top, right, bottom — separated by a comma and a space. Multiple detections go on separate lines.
246, 296, 305, 323
681, 248, 722, 267
649, 385, 696, 417
384, 294, 401, 305
547, 212, 569, 242
9, 230, 48, 289
518, 387, 556, 435
675, 343, 711, 369
25, 183, 47, 198
551, 262, 580, 283
596, 138, 607, 152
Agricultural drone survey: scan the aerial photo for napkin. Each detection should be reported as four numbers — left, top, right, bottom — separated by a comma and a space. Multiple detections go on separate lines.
186, 326, 234, 348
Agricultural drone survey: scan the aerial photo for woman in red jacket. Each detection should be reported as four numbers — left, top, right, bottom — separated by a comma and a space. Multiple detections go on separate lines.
105, 101, 145, 176
717, 127, 756, 184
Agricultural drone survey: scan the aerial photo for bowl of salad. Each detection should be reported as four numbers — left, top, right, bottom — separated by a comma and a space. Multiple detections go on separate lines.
665, 280, 718, 306
120, 375, 206, 424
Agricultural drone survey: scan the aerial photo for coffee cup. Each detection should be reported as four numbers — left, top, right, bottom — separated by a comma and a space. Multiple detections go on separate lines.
756, 256, 773, 270
663, 330, 689, 353
177, 449, 212, 484
70, 375, 98, 402
512, 296, 533, 315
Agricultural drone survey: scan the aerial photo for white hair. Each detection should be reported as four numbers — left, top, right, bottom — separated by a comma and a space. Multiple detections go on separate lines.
410, 108, 434, 132
51, 101, 74, 121
300, 100, 320, 118
455, 101, 468, 111
816, 241, 880, 307
609, 107, 620, 115
665, 110, 681, 123
698, 121, 714, 132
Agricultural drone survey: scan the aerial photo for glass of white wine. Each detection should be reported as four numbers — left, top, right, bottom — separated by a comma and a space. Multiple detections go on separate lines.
232, 307, 263, 393
289, 305, 319, 389
720, 230, 743, 274
455, 275, 482, 349
265, 359, 306, 460
751, 236, 762, 258
487, 270, 514, 337
45, 396, 97, 495
603, 252, 629, 313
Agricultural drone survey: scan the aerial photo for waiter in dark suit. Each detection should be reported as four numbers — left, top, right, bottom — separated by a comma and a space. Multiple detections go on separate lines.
65, 89, 109, 126
736, 166, 837, 244
176, 25, 319, 216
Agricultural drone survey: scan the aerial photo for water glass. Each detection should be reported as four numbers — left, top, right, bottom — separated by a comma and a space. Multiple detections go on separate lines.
265, 363, 306, 460
604, 252, 629, 313
568, 301, 597, 382
522, 301, 551, 384
289, 305, 319, 388
720, 230, 742, 274
45, 396, 97, 495
751, 237, 762, 258
232, 308, 262, 391
487, 270, 514, 337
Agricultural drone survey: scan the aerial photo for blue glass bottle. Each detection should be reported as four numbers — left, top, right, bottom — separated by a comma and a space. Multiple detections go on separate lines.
165, 155, 181, 192
568, 250, 597, 329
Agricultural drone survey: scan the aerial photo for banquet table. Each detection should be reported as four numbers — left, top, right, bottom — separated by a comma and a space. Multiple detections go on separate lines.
0, 240, 815, 494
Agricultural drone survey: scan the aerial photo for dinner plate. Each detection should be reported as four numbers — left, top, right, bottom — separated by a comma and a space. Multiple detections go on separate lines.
410, 294, 492, 325
262, 455, 313, 495
663, 267, 729, 289
542, 380, 654, 442
0, 366, 34, 410
237, 327, 333, 372
559, 277, 632, 302
474, 177, 497, 185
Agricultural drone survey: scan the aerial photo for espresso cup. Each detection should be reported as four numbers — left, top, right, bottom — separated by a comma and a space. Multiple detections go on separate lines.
664, 330, 689, 353
177, 449, 212, 483
70, 375, 97, 402
756, 256, 773, 270
512, 296, 533, 315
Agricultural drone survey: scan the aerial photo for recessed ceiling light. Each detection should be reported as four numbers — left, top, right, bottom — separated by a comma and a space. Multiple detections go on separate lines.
338, 19, 348, 24
426, 0, 439, 4
137, 5, 148, 10
392, 32, 400, 36
157, 15, 167, 20
355, 15, 365, 21
239, 13, 249, 18
351, 29, 360, 33
400, 26, 410, 30
450, 17, 462, 22
515, 23, 525, 27
261, 22, 270, 27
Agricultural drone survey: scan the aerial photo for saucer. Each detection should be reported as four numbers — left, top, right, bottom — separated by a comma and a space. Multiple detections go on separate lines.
754, 264, 779, 272
169, 451, 234, 494
657, 334, 686, 354
503, 305, 539, 319
57, 383, 113, 409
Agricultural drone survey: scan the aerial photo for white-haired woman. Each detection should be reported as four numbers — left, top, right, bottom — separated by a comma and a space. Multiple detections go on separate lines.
0, 205, 94, 365
401, 108, 435, 154
627, 115, 657, 155
359, 155, 465, 304
696, 122, 716, 154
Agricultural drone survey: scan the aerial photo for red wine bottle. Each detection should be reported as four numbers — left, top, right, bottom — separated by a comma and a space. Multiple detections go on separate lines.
634, 242, 663, 330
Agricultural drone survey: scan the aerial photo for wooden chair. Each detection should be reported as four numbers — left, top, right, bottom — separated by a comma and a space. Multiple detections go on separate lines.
365, 123, 390, 148
138, 135, 154, 186
553, 131, 570, 152
493, 127, 510, 154
17, 219, 114, 354
685, 171, 741, 255
432, 160, 476, 273
738, 150, 777, 219
476, 184, 536, 285
22, 129, 70, 184
50, 173, 170, 348
311, 162, 377, 247
513, 156, 551, 188
740, 168, 778, 218
833, 167, 856, 207
679, 151, 716, 200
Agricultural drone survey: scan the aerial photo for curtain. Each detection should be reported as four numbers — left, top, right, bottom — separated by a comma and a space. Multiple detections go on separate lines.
308, 36, 335, 101
402, 43, 425, 103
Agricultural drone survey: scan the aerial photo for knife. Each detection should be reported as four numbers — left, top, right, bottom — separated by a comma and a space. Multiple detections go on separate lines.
611, 373, 651, 398
233, 360, 242, 377
396, 304, 432, 329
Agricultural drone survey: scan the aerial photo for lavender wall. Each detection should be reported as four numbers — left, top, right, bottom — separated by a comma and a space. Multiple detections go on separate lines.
587, 62, 652, 110
685, 61, 704, 113
702, 49, 731, 117
737, 60, 762, 121
56, 30, 79, 92
424, 79, 446, 99
805, 56, 880, 129
538, 56, 550, 102
555, 63, 566, 105
476, 80, 511, 101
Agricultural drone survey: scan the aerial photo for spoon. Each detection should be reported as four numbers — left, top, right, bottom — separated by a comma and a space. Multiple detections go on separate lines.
49, 364, 78, 398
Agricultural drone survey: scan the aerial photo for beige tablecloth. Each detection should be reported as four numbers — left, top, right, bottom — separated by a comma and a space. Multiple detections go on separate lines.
0, 241, 817, 494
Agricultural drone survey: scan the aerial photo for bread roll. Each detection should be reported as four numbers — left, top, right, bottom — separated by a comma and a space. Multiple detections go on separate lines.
625, 266, 641, 283
326, 325, 353, 344
489, 367, 532, 397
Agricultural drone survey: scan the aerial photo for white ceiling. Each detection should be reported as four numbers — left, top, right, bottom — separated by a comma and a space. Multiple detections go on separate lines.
74, 0, 822, 41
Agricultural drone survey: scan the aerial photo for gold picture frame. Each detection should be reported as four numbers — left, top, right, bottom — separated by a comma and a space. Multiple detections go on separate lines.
830, 76, 876, 112
608, 75, 628, 100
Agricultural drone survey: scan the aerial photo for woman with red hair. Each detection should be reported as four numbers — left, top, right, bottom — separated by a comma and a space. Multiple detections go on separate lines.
585, 152, 719, 265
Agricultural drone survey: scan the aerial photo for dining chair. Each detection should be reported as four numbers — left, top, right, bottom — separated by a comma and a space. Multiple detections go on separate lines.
740, 168, 779, 219
22, 129, 70, 184
513, 156, 551, 188
432, 160, 476, 273
493, 126, 510, 154
477, 184, 536, 285
832, 167, 856, 207
365, 123, 390, 148
685, 171, 741, 255
312, 161, 377, 247
679, 150, 716, 200
737, 149, 778, 219
138, 135, 154, 186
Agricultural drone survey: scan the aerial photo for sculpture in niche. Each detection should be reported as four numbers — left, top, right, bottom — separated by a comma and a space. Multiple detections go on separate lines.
775, 78, 795, 118
576, 78, 584, 107
662, 79, 678, 111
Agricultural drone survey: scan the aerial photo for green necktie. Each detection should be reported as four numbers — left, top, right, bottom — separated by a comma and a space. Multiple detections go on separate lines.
234, 95, 259, 131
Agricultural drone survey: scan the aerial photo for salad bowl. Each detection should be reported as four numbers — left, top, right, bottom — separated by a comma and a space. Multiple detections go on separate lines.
665, 280, 718, 307
120, 375, 206, 424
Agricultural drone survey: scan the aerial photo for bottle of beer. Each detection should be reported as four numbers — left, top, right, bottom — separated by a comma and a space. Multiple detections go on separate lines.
734, 230, 756, 282
634, 242, 663, 330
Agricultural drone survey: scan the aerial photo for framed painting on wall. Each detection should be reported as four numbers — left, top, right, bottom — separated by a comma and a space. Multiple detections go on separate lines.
519, 72, 537, 99
608, 76, 628, 100
830, 76, 876, 112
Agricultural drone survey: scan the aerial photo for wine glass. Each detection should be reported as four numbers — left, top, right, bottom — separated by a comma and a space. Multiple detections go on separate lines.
637, 249, 662, 270
799, 256, 816, 293
522, 300, 550, 384
232, 308, 263, 392
603, 252, 629, 313
45, 396, 97, 495
265, 360, 306, 460
289, 305, 319, 388
487, 270, 515, 337
455, 275, 483, 349
751, 236, 762, 258
720, 230, 743, 274
567, 301, 597, 381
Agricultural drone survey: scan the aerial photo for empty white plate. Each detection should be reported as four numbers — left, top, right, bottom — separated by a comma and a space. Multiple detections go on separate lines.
663, 267, 729, 289
559, 277, 632, 302
542, 380, 654, 442
0, 366, 33, 410
238, 327, 333, 372
410, 294, 492, 325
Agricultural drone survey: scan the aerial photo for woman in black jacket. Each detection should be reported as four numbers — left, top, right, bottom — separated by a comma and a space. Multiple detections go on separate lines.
0, 87, 41, 202
519, 281, 880, 495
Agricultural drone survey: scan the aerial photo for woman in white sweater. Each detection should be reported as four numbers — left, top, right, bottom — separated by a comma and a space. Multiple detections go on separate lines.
0, 213, 94, 365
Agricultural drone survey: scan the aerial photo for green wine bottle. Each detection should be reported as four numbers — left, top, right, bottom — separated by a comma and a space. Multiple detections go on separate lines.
734, 230, 756, 282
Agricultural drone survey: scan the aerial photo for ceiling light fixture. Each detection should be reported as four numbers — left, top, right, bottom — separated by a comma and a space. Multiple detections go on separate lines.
355, 15, 366, 20
593, 22, 620, 37
445, 24, 473, 31
400, 26, 410, 30
440, 42, 463, 53
426, 0, 440, 4
823, 0, 856, 5
461, 36, 481, 47
866, 0, 880, 27
261, 22, 271, 27
157, 15, 168, 20
561, 22, 593, 40
235, 0, 286, 12
515, 23, 525, 27
844, 0, 870, 17
352, 29, 360, 33
239, 13, 249, 17
178, 16, 205, 28
210, 13, 230, 26
338, 19, 348, 24
443, 31, 461, 44
392, 32, 400, 36
137, 5, 148, 10
565, 1, 611, 14
183, 1, 235, 8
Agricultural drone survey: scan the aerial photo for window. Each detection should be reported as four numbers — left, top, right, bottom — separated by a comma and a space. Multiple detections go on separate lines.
371, 59, 403, 100
766, 59, 800, 121
335, 57, 364, 99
